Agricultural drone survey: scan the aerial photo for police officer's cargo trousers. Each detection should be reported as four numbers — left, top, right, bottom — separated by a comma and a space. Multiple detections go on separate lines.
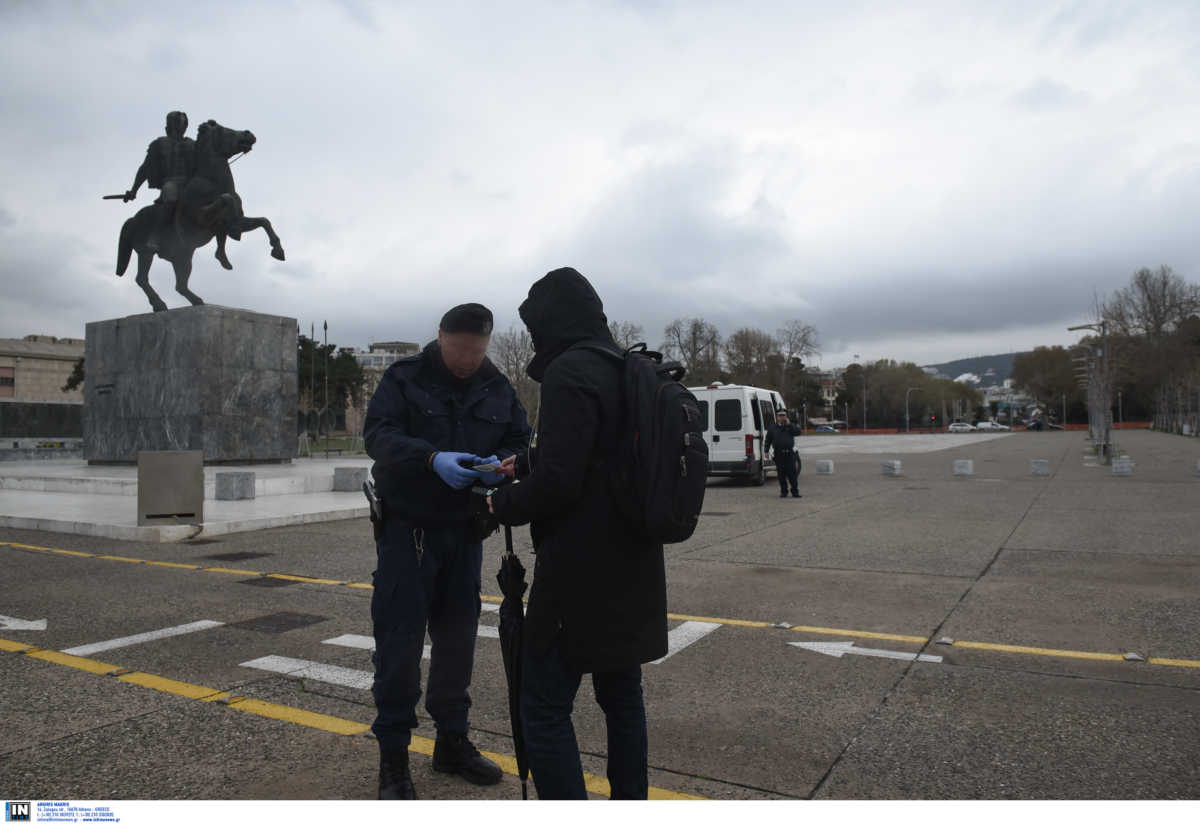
775, 451, 799, 495
370, 516, 483, 754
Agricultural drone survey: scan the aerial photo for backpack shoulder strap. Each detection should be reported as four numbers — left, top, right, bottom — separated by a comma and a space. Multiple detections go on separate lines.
568, 340, 627, 365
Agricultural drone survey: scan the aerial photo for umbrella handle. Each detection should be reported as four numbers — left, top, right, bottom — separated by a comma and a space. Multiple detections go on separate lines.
504, 525, 514, 555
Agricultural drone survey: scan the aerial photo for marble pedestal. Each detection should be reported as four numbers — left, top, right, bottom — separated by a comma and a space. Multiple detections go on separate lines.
83, 305, 298, 464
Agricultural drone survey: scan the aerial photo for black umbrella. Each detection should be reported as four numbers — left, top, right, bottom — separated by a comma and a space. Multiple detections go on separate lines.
496, 524, 530, 799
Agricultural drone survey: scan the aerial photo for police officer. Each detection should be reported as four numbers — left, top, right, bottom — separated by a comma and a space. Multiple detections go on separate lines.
364, 303, 532, 800
765, 409, 803, 498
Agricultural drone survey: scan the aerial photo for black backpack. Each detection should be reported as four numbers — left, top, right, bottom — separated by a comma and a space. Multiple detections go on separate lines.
574, 342, 709, 544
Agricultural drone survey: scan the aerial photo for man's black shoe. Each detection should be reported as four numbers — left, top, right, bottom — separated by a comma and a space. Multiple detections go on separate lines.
780, 491, 788, 498
792, 491, 802, 498
378, 749, 417, 800
432, 732, 503, 786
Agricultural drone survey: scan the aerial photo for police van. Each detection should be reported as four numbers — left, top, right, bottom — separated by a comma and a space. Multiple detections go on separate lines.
688, 382, 789, 484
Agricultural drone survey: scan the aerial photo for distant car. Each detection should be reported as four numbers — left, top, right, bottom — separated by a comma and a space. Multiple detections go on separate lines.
947, 422, 976, 433
976, 421, 1010, 431
815, 425, 839, 433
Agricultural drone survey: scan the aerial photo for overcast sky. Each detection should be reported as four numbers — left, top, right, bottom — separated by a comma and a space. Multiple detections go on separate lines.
2, 0, 1199, 368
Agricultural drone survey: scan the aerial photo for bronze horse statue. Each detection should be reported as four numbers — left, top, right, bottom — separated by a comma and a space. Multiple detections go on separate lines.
116, 120, 285, 312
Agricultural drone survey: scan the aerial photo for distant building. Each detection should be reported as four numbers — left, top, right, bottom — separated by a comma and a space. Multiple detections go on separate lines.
352, 340, 420, 371
344, 341, 421, 437
0, 335, 85, 402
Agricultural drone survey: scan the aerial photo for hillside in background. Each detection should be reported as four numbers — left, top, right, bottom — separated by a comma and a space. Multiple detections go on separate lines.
921, 352, 1030, 386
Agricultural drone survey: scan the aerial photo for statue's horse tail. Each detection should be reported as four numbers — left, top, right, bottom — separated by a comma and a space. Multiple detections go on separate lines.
116, 214, 136, 276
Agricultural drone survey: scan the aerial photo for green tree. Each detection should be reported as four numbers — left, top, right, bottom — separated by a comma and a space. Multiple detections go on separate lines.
297, 335, 367, 415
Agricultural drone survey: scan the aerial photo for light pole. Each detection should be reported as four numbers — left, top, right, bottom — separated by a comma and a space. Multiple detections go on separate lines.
905, 387, 921, 434
323, 320, 329, 459
1069, 321, 1112, 463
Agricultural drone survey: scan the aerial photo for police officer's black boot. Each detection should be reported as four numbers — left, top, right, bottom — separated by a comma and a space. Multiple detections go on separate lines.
432, 732, 503, 786
378, 748, 417, 800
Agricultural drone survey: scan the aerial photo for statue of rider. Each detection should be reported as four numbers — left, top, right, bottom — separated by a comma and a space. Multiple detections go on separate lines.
124, 111, 195, 251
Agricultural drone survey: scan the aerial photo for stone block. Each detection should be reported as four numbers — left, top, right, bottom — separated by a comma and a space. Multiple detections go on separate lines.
882, 460, 902, 477
953, 459, 974, 476
1031, 459, 1050, 477
84, 305, 297, 463
333, 466, 368, 492
216, 471, 256, 500
815, 459, 834, 475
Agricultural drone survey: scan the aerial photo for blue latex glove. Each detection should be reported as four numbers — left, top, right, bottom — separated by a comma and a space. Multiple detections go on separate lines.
431, 451, 483, 490
477, 454, 505, 486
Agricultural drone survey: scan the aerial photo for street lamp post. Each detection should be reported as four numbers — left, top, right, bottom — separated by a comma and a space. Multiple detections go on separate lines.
905, 387, 921, 434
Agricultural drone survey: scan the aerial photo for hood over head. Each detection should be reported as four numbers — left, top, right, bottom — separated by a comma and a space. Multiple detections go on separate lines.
519, 267, 613, 382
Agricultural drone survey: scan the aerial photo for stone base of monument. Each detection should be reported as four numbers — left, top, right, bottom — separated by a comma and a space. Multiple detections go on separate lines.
83, 305, 298, 464
0, 457, 373, 542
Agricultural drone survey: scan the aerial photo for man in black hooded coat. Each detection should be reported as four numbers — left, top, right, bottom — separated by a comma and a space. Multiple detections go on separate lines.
489, 267, 668, 800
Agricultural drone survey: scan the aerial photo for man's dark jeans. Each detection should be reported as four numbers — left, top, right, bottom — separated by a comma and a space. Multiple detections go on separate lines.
520, 635, 648, 799
370, 517, 483, 753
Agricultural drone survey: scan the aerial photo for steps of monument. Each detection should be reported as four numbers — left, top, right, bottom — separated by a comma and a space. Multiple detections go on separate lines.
0, 459, 372, 501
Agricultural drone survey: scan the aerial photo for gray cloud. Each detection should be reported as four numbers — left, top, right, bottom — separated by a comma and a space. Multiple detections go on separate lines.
2, 0, 1200, 370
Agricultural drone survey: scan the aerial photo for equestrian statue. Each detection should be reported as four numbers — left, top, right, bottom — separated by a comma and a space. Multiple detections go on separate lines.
109, 111, 286, 312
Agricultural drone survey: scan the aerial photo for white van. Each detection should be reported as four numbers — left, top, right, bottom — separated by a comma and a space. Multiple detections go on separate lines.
688, 382, 789, 484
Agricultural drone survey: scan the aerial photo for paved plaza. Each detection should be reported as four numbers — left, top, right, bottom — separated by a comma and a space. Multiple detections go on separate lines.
1, 430, 1197, 799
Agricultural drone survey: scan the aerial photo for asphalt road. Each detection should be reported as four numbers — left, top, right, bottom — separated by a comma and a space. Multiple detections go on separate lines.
1, 430, 1198, 800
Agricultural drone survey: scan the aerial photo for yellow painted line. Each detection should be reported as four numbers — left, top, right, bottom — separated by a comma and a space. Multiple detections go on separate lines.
5, 541, 1196, 675
668, 612, 773, 629
1148, 657, 1200, 669
26, 649, 122, 675
226, 697, 371, 736
5, 542, 53, 551
117, 672, 226, 700
3, 633, 705, 799
791, 625, 928, 644
950, 640, 1125, 662
266, 573, 347, 586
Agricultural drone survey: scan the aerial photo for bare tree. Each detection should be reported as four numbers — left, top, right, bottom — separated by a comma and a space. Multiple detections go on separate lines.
1103, 265, 1200, 341
608, 320, 645, 350
662, 317, 723, 384
491, 325, 539, 421
777, 320, 820, 363
723, 327, 776, 386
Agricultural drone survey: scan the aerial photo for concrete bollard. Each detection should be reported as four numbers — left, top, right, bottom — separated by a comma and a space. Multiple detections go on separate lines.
1031, 459, 1050, 477
816, 460, 835, 475
882, 460, 902, 477
333, 466, 369, 492
215, 471, 256, 501
953, 459, 974, 476
1112, 456, 1133, 477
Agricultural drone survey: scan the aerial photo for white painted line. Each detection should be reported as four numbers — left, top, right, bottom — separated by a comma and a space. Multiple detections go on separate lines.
61, 620, 223, 656
239, 654, 374, 690
322, 624, 501, 655
322, 633, 375, 650
0, 613, 47, 631
482, 603, 500, 613
651, 620, 721, 664
790, 640, 942, 664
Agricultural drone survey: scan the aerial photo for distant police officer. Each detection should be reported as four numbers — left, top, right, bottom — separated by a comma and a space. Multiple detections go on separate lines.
363, 303, 532, 800
765, 409, 803, 498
